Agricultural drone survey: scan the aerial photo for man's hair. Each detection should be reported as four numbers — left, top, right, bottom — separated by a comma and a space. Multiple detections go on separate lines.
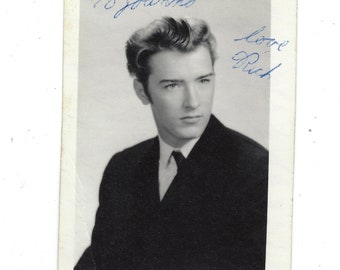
125, 17, 217, 98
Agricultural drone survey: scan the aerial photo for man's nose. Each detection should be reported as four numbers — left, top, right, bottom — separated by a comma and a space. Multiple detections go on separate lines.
183, 84, 200, 109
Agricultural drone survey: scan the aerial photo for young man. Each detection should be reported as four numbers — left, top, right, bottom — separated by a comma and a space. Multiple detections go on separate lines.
75, 17, 268, 270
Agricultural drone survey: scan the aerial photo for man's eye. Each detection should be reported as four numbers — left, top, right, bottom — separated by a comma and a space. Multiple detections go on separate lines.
164, 83, 178, 89
200, 79, 210, 84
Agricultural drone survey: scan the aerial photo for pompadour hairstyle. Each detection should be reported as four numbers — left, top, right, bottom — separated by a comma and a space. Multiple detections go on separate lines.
125, 17, 217, 98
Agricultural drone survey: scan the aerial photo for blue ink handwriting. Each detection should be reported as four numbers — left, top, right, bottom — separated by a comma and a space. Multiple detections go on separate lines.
234, 26, 289, 52
231, 51, 282, 79
92, 0, 197, 19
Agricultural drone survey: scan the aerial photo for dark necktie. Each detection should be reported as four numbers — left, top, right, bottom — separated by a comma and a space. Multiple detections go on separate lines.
172, 151, 185, 169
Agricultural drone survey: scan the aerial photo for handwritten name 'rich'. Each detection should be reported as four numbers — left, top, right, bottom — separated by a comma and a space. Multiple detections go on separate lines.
92, 0, 197, 19
231, 51, 282, 79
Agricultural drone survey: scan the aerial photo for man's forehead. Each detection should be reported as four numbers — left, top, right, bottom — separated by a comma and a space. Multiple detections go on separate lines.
148, 47, 214, 78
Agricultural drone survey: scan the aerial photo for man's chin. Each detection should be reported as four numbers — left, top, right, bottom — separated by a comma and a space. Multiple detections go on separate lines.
177, 127, 206, 141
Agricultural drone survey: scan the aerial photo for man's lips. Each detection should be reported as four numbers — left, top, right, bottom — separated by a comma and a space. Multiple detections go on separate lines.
180, 115, 202, 120
180, 115, 203, 123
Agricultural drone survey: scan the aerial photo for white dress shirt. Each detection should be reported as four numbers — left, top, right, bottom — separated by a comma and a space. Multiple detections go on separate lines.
158, 136, 199, 200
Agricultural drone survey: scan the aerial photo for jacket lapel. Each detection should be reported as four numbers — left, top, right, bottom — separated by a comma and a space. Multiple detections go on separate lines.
134, 137, 161, 211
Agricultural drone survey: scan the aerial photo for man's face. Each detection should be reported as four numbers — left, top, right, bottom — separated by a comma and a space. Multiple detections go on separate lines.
136, 46, 215, 148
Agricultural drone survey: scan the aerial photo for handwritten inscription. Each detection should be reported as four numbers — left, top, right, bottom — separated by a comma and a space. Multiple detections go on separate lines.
232, 26, 288, 79
92, 0, 197, 19
232, 51, 282, 79
234, 26, 289, 52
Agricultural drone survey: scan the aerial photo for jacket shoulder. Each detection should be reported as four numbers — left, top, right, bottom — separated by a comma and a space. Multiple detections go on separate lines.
223, 126, 268, 157
208, 115, 268, 159
105, 137, 157, 168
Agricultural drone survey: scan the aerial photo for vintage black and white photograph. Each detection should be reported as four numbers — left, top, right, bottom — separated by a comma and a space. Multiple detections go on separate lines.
59, 1, 296, 269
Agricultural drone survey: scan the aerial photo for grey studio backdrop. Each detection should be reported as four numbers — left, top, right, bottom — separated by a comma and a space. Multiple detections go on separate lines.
75, 0, 270, 263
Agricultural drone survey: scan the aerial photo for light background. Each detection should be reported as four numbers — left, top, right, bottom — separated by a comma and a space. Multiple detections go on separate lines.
1, 1, 340, 270
76, 0, 270, 263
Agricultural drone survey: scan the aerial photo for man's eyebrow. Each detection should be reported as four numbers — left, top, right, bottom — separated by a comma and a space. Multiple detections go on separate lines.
196, 73, 215, 80
159, 73, 215, 84
159, 79, 184, 84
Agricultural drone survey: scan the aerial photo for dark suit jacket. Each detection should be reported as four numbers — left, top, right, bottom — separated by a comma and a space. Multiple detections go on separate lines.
75, 115, 268, 270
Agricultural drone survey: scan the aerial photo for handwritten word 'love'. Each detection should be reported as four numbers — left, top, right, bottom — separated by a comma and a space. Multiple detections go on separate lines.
92, 0, 197, 19
234, 26, 289, 52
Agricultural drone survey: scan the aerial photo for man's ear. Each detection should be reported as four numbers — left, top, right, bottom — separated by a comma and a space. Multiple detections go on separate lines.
133, 79, 150, 105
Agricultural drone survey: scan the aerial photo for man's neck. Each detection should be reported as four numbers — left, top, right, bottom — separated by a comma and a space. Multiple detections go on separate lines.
158, 136, 199, 161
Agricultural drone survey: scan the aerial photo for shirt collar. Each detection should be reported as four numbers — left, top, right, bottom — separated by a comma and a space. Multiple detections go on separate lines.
158, 136, 199, 168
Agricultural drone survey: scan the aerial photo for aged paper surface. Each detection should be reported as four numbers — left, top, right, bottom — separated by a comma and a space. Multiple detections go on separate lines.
59, 0, 296, 269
